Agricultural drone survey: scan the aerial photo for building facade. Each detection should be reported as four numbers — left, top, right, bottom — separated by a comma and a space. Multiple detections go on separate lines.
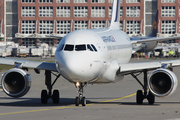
0, 0, 179, 46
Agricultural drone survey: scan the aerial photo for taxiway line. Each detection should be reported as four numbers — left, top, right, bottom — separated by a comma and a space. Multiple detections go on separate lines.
0, 92, 136, 116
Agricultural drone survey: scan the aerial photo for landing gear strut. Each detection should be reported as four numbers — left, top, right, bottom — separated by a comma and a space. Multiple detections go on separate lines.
131, 70, 155, 105
75, 82, 87, 106
41, 70, 61, 104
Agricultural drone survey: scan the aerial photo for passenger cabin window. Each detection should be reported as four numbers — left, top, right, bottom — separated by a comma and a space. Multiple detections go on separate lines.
87, 44, 94, 51
75, 44, 86, 51
91, 44, 97, 51
64, 44, 74, 51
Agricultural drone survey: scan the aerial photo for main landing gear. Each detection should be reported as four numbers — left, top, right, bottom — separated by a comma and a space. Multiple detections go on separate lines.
75, 82, 87, 106
131, 70, 155, 105
41, 70, 61, 104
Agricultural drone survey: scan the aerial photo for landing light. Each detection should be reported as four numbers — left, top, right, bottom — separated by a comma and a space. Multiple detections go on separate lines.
76, 82, 80, 87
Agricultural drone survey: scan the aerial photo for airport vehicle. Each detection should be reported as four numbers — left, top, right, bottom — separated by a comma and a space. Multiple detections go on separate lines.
1, 0, 180, 106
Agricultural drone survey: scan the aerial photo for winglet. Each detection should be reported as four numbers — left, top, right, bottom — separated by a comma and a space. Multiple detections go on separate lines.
148, 10, 158, 37
109, 0, 120, 30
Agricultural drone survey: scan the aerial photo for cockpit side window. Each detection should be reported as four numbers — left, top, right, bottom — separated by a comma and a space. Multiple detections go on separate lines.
58, 44, 64, 51
75, 44, 86, 51
91, 44, 97, 52
87, 44, 94, 51
64, 44, 74, 51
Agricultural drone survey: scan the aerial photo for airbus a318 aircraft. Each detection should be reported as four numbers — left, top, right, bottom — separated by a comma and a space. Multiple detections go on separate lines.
1, 0, 180, 106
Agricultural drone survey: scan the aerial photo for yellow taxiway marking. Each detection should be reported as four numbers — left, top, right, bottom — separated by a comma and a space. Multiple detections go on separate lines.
0, 92, 136, 116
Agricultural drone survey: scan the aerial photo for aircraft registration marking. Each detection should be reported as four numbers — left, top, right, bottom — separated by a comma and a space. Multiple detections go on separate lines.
0, 92, 136, 116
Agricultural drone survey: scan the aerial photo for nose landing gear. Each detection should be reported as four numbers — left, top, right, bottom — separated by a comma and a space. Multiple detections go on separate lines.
75, 82, 87, 106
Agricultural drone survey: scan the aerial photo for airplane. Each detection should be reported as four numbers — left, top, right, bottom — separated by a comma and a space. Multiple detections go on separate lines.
1, 0, 180, 107
131, 10, 158, 53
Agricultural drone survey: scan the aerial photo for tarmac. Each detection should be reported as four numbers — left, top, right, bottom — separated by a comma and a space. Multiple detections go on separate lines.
0, 57, 180, 120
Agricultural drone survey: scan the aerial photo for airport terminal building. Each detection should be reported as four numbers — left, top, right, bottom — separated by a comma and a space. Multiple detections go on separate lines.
0, 0, 179, 46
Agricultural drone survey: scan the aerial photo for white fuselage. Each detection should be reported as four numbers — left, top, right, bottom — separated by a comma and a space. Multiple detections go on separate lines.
55, 28, 132, 84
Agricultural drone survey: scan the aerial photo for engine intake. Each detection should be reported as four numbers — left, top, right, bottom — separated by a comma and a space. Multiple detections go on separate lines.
1, 68, 31, 97
148, 68, 178, 97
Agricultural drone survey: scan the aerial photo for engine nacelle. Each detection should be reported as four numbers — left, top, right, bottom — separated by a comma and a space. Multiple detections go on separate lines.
1, 68, 31, 97
148, 68, 178, 97
144, 41, 158, 52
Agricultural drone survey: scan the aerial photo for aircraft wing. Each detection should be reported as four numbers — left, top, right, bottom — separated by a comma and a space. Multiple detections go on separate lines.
131, 36, 180, 44
119, 59, 180, 75
0, 58, 57, 72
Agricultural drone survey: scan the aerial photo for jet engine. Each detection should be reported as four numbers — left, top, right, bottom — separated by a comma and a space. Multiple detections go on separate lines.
148, 68, 178, 97
144, 41, 158, 52
1, 68, 31, 97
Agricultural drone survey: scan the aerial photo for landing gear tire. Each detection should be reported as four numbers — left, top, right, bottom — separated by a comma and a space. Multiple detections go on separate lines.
41, 90, 48, 104
136, 90, 143, 104
147, 92, 155, 105
52, 90, 59, 104
81, 97, 86, 106
75, 97, 80, 106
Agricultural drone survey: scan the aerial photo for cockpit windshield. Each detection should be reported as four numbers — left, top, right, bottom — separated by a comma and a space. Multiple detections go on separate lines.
64, 44, 74, 51
75, 44, 86, 51
60, 44, 97, 52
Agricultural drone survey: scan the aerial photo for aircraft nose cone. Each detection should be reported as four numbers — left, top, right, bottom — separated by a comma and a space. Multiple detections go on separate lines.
57, 52, 102, 82
64, 58, 92, 82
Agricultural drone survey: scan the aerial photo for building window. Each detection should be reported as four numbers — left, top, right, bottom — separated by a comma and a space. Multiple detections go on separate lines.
162, 6, 175, 17
39, 0, 53, 2
57, 0, 70, 3
120, 21, 123, 30
39, 7, 53, 17
21, 21, 36, 34
162, 0, 175, 3
126, 6, 140, 17
57, 6, 70, 17
91, 7, 105, 17
0, 20, 1, 33
74, 21, 88, 30
74, 6, 88, 17
109, 0, 122, 3
126, 21, 140, 34
22, 38, 36, 46
74, 0, 88, 3
91, 21, 105, 29
178, 7, 180, 16
161, 20, 175, 34
109, 7, 123, 17
57, 21, 71, 34
126, 0, 140, 3
91, 0, 105, 3
22, 0, 35, 2
22, 7, 35, 17
39, 21, 53, 34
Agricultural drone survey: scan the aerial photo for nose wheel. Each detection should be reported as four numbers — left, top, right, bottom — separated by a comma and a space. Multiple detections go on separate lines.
75, 82, 87, 106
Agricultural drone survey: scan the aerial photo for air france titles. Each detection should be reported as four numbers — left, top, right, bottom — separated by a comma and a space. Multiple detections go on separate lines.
101, 35, 116, 43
